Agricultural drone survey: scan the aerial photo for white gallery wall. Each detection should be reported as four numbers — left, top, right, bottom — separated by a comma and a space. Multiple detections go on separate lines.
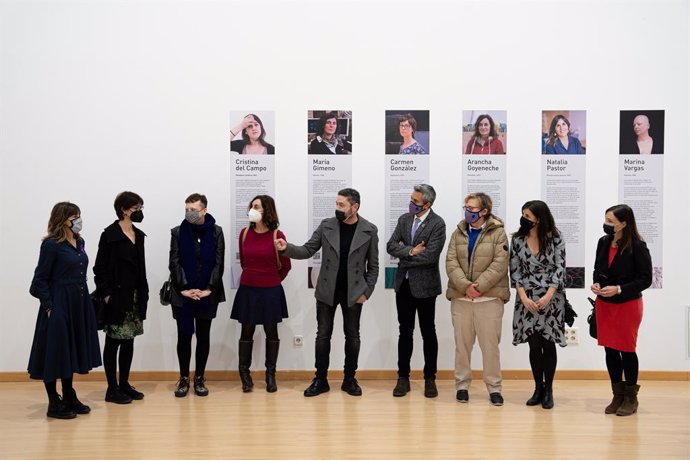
1, 0, 688, 374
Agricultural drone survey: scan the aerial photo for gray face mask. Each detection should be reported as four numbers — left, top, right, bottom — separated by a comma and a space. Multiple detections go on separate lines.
70, 217, 83, 233
185, 211, 201, 224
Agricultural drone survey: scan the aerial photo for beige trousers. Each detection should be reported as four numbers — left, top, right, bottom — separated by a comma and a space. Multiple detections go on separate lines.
450, 298, 504, 394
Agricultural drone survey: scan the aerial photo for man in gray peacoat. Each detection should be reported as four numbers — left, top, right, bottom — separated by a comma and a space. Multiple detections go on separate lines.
386, 184, 446, 399
275, 188, 379, 398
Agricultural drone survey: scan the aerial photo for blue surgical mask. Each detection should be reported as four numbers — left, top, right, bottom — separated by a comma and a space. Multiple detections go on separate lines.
409, 201, 424, 215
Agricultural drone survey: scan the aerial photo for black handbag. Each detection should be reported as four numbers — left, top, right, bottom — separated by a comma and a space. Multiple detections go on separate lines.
89, 291, 105, 331
159, 277, 172, 306
587, 297, 597, 339
563, 294, 578, 327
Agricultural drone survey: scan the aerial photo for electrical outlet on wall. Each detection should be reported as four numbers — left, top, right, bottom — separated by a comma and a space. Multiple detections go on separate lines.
565, 327, 579, 346
293, 335, 304, 346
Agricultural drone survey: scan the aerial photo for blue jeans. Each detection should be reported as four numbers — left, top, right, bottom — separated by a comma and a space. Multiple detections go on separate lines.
314, 300, 362, 379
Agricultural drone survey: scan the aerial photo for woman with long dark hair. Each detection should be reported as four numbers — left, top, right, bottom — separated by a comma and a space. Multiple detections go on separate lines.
230, 113, 275, 155
94, 191, 149, 404
29, 202, 101, 419
510, 200, 566, 409
544, 114, 584, 154
465, 114, 505, 154
231, 195, 291, 393
591, 204, 652, 416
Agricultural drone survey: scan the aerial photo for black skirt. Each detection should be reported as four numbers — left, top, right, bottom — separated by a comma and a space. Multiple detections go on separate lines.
231, 284, 288, 325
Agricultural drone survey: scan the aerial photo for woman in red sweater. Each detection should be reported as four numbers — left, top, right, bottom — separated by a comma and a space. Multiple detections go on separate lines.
231, 195, 291, 392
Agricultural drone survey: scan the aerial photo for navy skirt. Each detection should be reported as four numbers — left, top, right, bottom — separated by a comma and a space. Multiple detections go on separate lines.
28, 283, 102, 381
231, 284, 288, 325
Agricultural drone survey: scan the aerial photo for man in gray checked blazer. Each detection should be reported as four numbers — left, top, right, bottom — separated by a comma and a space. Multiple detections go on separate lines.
275, 188, 379, 398
386, 184, 446, 398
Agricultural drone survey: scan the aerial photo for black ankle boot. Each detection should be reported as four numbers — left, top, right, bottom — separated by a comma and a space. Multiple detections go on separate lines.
265, 340, 280, 393
238, 340, 254, 392
174, 376, 190, 398
47, 394, 77, 419
194, 375, 209, 397
63, 387, 90, 414
526, 382, 544, 406
541, 385, 554, 409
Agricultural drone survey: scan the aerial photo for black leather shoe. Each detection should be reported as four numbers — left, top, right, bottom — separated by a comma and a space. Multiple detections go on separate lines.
541, 387, 554, 409
526, 383, 544, 406
393, 378, 411, 397
341, 378, 362, 396
489, 392, 504, 406
424, 378, 438, 398
194, 375, 209, 397
456, 389, 469, 403
174, 377, 190, 398
105, 388, 133, 404
63, 388, 91, 414
47, 394, 77, 419
304, 378, 330, 397
120, 383, 144, 400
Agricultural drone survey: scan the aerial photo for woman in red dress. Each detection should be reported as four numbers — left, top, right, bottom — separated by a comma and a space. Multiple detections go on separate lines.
591, 204, 652, 416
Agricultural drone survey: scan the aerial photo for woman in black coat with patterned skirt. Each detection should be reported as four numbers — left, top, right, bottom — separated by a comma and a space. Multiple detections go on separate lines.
29, 202, 102, 419
94, 191, 149, 405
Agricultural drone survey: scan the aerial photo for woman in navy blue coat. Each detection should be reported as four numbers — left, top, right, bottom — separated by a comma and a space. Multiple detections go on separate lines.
29, 202, 102, 419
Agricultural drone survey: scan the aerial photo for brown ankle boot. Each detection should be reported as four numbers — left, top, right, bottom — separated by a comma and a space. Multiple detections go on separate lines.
616, 384, 640, 416
605, 382, 626, 414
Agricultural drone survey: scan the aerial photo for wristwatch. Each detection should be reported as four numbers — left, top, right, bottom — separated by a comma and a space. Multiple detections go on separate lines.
617, 285, 622, 295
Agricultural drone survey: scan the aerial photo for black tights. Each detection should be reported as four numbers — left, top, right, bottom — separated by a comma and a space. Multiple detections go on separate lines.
176, 318, 213, 378
103, 336, 134, 390
605, 347, 639, 385
44, 377, 73, 397
240, 323, 279, 341
528, 333, 557, 388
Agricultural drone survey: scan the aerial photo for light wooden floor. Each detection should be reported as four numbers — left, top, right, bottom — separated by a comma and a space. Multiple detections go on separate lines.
1, 379, 688, 459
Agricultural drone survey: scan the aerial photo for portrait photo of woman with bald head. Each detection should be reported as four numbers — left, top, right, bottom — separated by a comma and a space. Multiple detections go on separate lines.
619, 111, 664, 155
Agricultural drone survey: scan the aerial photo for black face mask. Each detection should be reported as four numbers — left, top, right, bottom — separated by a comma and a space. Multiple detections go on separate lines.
520, 216, 535, 232
130, 210, 144, 223
603, 223, 615, 235
335, 209, 347, 222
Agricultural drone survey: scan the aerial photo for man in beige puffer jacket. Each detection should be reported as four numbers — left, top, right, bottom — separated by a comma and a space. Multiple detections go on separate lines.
446, 192, 510, 406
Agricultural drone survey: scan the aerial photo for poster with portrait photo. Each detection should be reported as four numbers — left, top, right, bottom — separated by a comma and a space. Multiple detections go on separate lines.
461, 110, 507, 222
619, 110, 664, 155
541, 110, 587, 288
229, 110, 276, 288
308, 110, 352, 155
384, 110, 430, 288
307, 110, 353, 288
618, 110, 664, 288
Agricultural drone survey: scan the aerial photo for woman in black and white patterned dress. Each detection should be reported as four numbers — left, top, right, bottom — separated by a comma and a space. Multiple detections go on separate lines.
510, 200, 566, 410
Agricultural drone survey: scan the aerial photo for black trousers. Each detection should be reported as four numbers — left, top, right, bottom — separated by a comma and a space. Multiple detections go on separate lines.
315, 300, 362, 380
396, 279, 438, 379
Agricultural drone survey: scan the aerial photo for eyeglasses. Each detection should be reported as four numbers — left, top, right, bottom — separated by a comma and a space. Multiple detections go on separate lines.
463, 206, 481, 212
399, 124, 411, 129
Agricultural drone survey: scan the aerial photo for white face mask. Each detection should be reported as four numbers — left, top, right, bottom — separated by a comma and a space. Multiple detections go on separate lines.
247, 208, 262, 223
70, 217, 83, 234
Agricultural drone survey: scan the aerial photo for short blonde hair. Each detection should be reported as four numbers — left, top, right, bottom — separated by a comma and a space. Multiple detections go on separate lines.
464, 192, 493, 216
